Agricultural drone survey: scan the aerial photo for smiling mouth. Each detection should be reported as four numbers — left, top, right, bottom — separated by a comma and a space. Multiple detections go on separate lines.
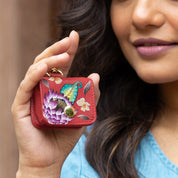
133, 38, 178, 57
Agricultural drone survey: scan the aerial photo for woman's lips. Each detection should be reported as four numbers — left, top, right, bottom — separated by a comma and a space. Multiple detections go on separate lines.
136, 45, 176, 57
133, 38, 177, 57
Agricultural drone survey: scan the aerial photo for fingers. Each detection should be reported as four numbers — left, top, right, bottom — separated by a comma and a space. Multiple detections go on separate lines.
67, 31, 79, 56
88, 73, 100, 105
34, 31, 79, 62
35, 30, 79, 74
34, 31, 79, 77
12, 53, 71, 113
61, 31, 79, 76
14, 30, 79, 103
34, 37, 70, 63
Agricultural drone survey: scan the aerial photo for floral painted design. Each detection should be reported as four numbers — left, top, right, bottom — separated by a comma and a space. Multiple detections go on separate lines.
49, 77, 62, 84
61, 81, 82, 104
77, 98, 90, 112
43, 90, 76, 125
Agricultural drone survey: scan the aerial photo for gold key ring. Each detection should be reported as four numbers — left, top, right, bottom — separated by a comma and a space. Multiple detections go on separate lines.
46, 68, 64, 77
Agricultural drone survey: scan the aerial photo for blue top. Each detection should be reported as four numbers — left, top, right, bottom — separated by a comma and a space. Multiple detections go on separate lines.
61, 131, 178, 178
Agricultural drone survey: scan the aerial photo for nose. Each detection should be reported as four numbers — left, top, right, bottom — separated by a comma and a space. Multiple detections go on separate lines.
132, 0, 165, 29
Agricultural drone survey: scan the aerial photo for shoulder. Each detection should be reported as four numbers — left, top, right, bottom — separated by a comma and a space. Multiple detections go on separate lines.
61, 133, 99, 178
135, 131, 178, 178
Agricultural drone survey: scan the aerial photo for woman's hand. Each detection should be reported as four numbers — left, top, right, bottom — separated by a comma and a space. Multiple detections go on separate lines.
11, 31, 100, 178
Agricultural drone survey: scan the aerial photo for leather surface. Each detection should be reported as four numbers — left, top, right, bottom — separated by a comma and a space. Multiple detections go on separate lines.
30, 74, 96, 129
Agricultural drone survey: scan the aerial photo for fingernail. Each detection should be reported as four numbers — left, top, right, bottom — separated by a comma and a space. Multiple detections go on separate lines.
69, 30, 74, 36
69, 30, 78, 38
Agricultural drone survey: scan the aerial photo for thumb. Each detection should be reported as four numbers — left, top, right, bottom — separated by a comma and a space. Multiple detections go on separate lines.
88, 73, 100, 105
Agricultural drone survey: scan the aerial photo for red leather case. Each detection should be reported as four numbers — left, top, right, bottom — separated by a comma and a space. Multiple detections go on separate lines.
30, 73, 97, 129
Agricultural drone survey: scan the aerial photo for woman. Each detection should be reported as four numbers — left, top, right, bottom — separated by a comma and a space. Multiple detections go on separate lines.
12, 0, 178, 177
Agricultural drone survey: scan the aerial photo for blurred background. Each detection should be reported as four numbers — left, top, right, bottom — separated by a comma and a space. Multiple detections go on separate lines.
0, 0, 61, 177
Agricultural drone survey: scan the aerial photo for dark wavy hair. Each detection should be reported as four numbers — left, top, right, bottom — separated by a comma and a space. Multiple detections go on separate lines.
58, 0, 161, 177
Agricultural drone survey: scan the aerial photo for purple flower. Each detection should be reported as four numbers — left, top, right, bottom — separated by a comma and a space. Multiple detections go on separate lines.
43, 90, 75, 125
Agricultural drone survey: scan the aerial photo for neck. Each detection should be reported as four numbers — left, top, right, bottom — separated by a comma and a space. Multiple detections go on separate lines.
150, 81, 178, 167
153, 81, 178, 131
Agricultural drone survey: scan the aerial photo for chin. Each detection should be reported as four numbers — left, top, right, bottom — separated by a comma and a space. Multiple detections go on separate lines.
139, 75, 161, 84
136, 68, 178, 84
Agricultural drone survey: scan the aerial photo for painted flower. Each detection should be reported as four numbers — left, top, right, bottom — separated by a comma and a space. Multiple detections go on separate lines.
49, 77, 62, 84
43, 90, 75, 125
77, 98, 90, 112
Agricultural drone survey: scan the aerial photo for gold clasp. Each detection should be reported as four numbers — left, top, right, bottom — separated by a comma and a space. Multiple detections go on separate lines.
46, 68, 64, 77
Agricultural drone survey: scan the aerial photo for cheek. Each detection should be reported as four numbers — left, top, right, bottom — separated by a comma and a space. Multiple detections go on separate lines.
110, 6, 130, 41
164, 5, 178, 31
